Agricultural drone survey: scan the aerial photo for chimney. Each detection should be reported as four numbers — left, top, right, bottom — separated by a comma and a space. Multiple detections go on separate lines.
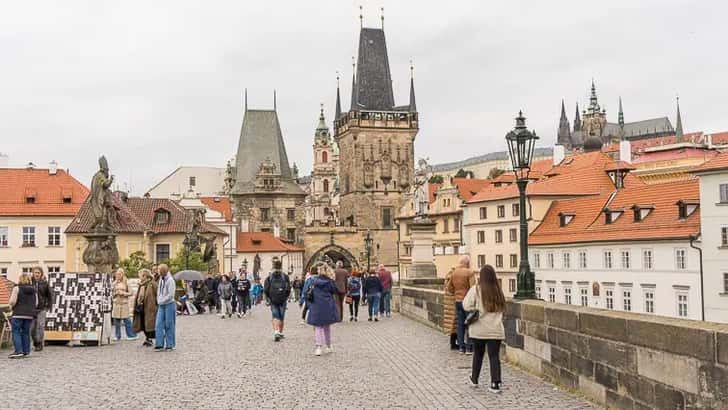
619, 139, 632, 163
706, 134, 713, 148
0, 153, 8, 168
553, 145, 566, 166
49, 160, 58, 175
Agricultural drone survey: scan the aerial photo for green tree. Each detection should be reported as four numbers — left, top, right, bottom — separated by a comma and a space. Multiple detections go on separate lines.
165, 248, 208, 274
488, 167, 506, 179
428, 174, 444, 184
118, 251, 153, 278
454, 168, 474, 178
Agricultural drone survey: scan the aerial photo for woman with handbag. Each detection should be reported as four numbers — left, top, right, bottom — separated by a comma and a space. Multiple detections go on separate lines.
346, 269, 362, 322
306, 264, 339, 356
112, 268, 138, 341
133, 269, 158, 347
462, 264, 505, 394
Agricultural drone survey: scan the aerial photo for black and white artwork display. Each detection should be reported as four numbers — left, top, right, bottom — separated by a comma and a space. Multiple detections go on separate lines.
46, 272, 111, 332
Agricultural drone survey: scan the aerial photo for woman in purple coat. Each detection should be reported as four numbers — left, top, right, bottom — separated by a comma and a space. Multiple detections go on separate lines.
306, 264, 340, 356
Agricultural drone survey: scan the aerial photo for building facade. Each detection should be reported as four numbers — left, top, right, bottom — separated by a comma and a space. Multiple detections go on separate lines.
306, 107, 340, 225
0, 165, 89, 282
145, 166, 226, 199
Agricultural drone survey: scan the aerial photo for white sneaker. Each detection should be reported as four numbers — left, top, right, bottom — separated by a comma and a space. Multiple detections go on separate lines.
126, 335, 139, 341
314, 346, 322, 356
325, 345, 334, 354
236, 313, 241, 318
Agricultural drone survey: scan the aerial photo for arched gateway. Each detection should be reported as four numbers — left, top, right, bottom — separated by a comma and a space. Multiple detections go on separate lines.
305, 244, 359, 273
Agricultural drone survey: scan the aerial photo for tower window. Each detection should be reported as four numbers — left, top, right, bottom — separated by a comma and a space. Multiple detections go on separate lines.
322, 151, 328, 163
323, 179, 329, 193
382, 207, 393, 229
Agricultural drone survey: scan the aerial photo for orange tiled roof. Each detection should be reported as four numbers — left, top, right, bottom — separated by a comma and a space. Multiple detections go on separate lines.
0, 168, 89, 216
691, 151, 728, 173
236, 232, 304, 253
0, 277, 13, 305
451, 178, 491, 201
200, 197, 233, 222
530, 179, 699, 245
632, 147, 719, 164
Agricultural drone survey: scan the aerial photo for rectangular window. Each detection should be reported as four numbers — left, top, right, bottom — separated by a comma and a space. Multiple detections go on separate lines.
675, 248, 687, 270
287, 208, 296, 221
623, 289, 632, 311
406, 224, 411, 236
512, 203, 520, 217
189, 176, 196, 187
509, 228, 517, 242
643, 249, 653, 270
562, 252, 571, 269
442, 219, 449, 233
495, 254, 503, 268
477, 231, 485, 244
721, 227, 728, 247
677, 293, 688, 317
720, 183, 728, 203
604, 250, 613, 269
564, 287, 572, 305
48, 226, 62, 246
155, 244, 170, 263
479, 207, 487, 219
382, 207, 393, 228
260, 208, 270, 221
495, 230, 503, 243
644, 290, 655, 313
724, 273, 728, 293
497, 205, 505, 218
22, 267, 33, 274
0, 267, 6, 277
22, 226, 35, 247
477, 254, 485, 268
605, 288, 614, 309
509, 279, 516, 293
454, 217, 460, 233
580, 287, 588, 306
533, 253, 541, 269
0, 226, 8, 247
286, 228, 296, 242
47, 266, 61, 274
536, 284, 542, 299
509, 254, 518, 268
548, 287, 556, 303
621, 250, 631, 269
155, 211, 169, 225
578, 251, 587, 269
547, 253, 554, 269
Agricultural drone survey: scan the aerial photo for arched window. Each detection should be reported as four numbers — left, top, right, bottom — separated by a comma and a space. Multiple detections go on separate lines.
322, 151, 328, 163
323, 179, 329, 192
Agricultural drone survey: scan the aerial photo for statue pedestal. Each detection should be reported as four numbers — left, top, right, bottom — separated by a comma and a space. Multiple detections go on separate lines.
82, 233, 119, 273
409, 216, 437, 279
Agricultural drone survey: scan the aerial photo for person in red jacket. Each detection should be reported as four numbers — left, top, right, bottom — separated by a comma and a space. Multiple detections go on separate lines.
377, 264, 393, 318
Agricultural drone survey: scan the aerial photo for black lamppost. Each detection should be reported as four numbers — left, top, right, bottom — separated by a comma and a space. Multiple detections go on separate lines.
505, 111, 539, 299
364, 229, 373, 272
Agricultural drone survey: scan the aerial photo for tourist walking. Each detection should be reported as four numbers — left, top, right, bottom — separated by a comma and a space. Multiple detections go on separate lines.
292, 276, 303, 303
8, 274, 37, 359
235, 269, 251, 318
443, 266, 459, 350
133, 269, 158, 347
263, 259, 291, 342
155, 264, 176, 351
30, 266, 52, 351
251, 279, 264, 306
204, 274, 220, 314
377, 264, 393, 318
362, 268, 383, 322
463, 265, 506, 393
218, 274, 234, 318
446, 255, 475, 354
333, 261, 348, 322
307, 264, 339, 356
347, 269, 362, 321
299, 266, 317, 324
111, 268, 138, 341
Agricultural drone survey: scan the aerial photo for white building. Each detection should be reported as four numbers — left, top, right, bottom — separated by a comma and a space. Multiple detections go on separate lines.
306, 107, 339, 225
145, 166, 226, 199
691, 152, 728, 323
530, 179, 702, 320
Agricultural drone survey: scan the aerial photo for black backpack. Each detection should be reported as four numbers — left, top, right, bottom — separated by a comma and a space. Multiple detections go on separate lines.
267, 272, 289, 305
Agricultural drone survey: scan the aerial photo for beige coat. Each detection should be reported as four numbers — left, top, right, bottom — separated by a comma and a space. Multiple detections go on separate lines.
446, 267, 476, 302
133, 279, 158, 333
111, 280, 132, 319
442, 268, 457, 334
462, 285, 504, 340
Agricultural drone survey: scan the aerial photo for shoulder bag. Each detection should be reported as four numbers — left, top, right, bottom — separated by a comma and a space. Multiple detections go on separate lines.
464, 287, 480, 326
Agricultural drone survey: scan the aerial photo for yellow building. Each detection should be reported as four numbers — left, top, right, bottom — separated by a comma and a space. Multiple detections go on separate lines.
65, 194, 226, 272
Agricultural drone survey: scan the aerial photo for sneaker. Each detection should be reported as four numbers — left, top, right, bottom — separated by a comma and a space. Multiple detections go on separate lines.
154, 346, 165, 352
368, 317, 372, 322
354, 317, 358, 322
279, 333, 285, 339
34, 344, 43, 352
165, 347, 175, 352
374, 317, 379, 322
314, 346, 322, 356
127, 335, 139, 341
468, 375, 479, 388
273, 332, 281, 342
113, 338, 121, 342
465, 351, 473, 356
350, 317, 354, 322
488, 383, 501, 394
8, 352, 24, 359
236, 313, 242, 318
142, 340, 152, 347
459, 350, 466, 355
325, 345, 334, 354
22, 353, 30, 358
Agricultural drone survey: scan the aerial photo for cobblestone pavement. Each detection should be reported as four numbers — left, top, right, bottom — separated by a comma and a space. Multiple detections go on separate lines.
0, 305, 594, 409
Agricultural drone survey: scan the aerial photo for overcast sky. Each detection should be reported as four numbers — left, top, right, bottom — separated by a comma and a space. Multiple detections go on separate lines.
2, 0, 726, 194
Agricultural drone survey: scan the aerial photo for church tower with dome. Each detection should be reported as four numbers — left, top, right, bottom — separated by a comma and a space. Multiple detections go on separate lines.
306, 105, 340, 225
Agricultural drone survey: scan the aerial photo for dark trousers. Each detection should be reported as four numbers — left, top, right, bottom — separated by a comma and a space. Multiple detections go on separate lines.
301, 304, 308, 320
335, 293, 345, 322
471, 339, 502, 385
455, 302, 472, 352
348, 295, 361, 318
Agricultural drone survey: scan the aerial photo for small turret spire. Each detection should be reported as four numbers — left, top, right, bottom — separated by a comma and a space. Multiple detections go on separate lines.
380, 7, 384, 29
335, 71, 342, 119
675, 95, 684, 142
408, 60, 417, 112
244, 88, 248, 112
618, 96, 624, 128
359, 5, 363, 28
273, 89, 277, 111
558, 99, 571, 145
574, 102, 582, 132
350, 56, 357, 110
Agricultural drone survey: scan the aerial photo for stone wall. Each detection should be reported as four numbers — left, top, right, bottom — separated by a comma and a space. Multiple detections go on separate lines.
395, 280, 445, 332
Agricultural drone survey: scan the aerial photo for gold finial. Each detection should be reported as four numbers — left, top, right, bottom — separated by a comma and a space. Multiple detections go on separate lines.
359, 5, 363, 28
381, 7, 384, 29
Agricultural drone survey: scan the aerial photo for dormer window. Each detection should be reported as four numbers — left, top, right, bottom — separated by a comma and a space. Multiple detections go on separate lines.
676, 200, 699, 219
26, 196, 35, 204
559, 212, 575, 227
604, 208, 624, 224
154, 209, 170, 224
632, 205, 654, 222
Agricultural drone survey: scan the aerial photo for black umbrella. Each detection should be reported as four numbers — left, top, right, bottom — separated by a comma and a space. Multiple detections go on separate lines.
174, 270, 204, 281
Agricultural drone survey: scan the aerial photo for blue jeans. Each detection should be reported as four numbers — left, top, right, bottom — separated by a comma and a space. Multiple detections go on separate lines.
367, 293, 381, 318
11, 318, 32, 354
113, 317, 136, 340
155, 302, 176, 349
271, 303, 287, 321
455, 302, 472, 352
380, 289, 392, 315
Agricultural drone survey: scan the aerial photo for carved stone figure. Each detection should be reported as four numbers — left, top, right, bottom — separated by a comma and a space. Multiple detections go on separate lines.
414, 158, 431, 216
83, 235, 119, 273
89, 156, 116, 233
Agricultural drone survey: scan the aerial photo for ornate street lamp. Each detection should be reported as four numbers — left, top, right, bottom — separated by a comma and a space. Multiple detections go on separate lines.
505, 111, 539, 299
364, 229, 373, 272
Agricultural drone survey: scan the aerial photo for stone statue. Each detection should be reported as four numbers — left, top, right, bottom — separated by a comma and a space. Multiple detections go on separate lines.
89, 156, 116, 233
253, 254, 261, 281
201, 235, 219, 274
187, 209, 205, 252
414, 158, 431, 217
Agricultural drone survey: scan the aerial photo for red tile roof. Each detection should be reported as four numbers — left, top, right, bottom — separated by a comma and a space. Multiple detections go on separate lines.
451, 178, 491, 201
200, 197, 233, 222
428, 183, 441, 204
632, 147, 719, 165
0, 277, 13, 305
66, 194, 226, 235
690, 152, 728, 173
530, 179, 699, 245
0, 168, 89, 216
236, 232, 304, 253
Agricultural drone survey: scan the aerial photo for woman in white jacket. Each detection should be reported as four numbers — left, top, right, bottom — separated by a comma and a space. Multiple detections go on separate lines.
462, 264, 505, 393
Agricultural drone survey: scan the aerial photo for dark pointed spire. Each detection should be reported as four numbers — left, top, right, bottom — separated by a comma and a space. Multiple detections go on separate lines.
558, 99, 571, 145
675, 95, 684, 142
350, 56, 357, 110
618, 97, 624, 128
408, 61, 417, 112
380, 7, 384, 29
335, 72, 342, 119
574, 102, 582, 132
244, 88, 248, 112
273, 89, 277, 111
588, 79, 600, 113
351, 27, 395, 110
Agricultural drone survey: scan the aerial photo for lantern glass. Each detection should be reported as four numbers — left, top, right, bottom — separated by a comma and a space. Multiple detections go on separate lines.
505, 111, 539, 178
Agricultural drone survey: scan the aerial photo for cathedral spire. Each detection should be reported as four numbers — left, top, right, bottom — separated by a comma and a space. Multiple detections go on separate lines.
588, 79, 600, 113
574, 102, 581, 132
350, 56, 357, 110
557, 99, 571, 145
408, 61, 417, 112
618, 97, 624, 128
317, 103, 327, 130
675, 96, 684, 142
335, 72, 342, 119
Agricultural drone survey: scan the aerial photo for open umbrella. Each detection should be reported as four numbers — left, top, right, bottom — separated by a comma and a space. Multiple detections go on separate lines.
174, 270, 204, 281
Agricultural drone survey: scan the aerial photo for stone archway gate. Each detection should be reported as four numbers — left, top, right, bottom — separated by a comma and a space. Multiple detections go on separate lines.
305, 244, 360, 273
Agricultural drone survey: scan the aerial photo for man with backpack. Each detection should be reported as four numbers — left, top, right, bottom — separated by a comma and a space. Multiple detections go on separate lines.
263, 258, 291, 342
236, 268, 252, 318
204, 274, 220, 314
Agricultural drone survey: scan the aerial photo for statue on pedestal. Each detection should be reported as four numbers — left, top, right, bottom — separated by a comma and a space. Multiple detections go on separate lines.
83, 155, 119, 273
